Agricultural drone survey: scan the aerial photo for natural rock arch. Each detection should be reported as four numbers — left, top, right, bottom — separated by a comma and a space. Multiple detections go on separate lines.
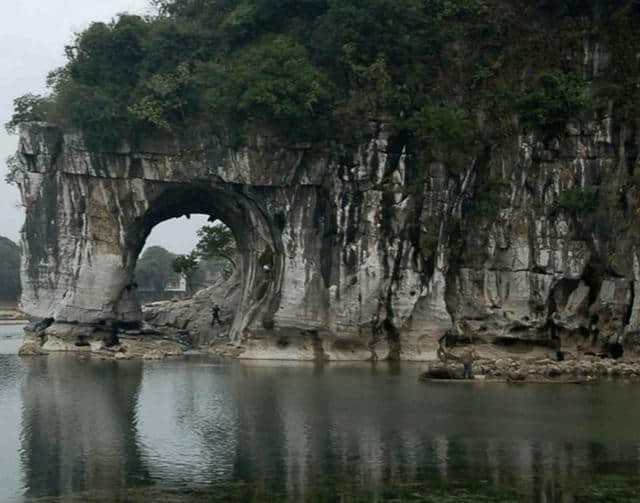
16, 124, 290, 345
16, 122, 443, 359
130, 184, 280, 340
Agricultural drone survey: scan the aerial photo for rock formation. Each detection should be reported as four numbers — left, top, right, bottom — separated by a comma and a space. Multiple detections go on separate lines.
13, 45, 640, 361
142, 273, 241, 348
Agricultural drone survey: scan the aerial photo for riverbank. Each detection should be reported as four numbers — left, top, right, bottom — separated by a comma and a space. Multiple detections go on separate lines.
12, 301, 640, 381
19, 326, 189, 360
16, 329, 640, 385
421, 356, 640, 383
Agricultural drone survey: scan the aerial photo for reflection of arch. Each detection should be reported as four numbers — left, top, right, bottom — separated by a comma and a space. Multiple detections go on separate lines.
16, 358, 635, 500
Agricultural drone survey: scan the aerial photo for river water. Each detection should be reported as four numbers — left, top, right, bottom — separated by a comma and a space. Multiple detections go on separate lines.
1, 325, 639, 502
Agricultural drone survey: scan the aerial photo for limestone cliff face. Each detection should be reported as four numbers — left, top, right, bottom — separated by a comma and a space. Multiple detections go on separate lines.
14, 48, 640, 361
15, 118, 639, 361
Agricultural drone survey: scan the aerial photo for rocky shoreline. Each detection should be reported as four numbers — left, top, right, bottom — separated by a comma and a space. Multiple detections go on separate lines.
422, 356, 640, 382
18, 327, 189, 360
17, 277, 241, 359
18, 323, 640, 383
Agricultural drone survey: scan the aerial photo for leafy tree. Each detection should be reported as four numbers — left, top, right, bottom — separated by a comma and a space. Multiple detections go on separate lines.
194, 223, 237, 268
172, 252, 199, 295
550, 186, 599, 218
7, 0, 639, 162
467, 177, 510, 220
5, 94, 55, 134
406, 104, 474, 173
152, 0, 237, 19
198, 34, 333, 139
5, 155, 21, 185
519, 71, 588, 129
0, 237, 21, 301
129, 63, 194, 131
65, 16, 148, 89
51, 15, 151, 149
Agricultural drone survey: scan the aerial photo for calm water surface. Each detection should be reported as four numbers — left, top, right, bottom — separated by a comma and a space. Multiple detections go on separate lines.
1, 324, 639, 502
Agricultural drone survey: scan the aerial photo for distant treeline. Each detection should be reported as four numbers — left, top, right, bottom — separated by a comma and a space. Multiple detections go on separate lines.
0, 236, 20, 302
136, 244, 231, 294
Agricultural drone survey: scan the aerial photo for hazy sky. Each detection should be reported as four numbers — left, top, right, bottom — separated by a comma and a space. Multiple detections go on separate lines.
0, 0, 208, 254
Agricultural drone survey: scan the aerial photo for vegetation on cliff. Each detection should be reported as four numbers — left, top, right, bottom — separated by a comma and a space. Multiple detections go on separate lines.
6, 0, 638, 153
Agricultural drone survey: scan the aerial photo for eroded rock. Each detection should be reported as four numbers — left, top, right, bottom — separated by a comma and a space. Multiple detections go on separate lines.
142, 273, 241, 348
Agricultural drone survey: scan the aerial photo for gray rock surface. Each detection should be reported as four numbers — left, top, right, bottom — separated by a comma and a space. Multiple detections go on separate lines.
142, 273, 241, 347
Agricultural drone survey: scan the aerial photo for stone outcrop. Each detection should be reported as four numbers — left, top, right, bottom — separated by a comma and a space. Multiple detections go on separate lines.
13, 40, 640, 361
142, 273, 241, 347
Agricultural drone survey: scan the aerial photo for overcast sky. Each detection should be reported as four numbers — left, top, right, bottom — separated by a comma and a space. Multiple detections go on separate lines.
0, 0, 208, 254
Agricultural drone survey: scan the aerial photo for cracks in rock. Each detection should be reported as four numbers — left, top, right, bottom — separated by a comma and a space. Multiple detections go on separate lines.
582, 260, 605, 306
479, 267, 556, 275
380, 240, 406, 361
314, 187, 338, 289
624, 281, 635, 328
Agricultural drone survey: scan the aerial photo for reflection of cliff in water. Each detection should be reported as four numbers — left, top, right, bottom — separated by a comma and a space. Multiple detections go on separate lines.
135, 359, 240, 485
227, 362, 640, 501
16, 358, 640, 500
20, 356, 148, 498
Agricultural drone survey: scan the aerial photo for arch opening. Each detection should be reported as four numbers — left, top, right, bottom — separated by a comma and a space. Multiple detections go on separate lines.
115, 184, 281, 346
133, 213, 240, 347
136, 215, 236, 301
